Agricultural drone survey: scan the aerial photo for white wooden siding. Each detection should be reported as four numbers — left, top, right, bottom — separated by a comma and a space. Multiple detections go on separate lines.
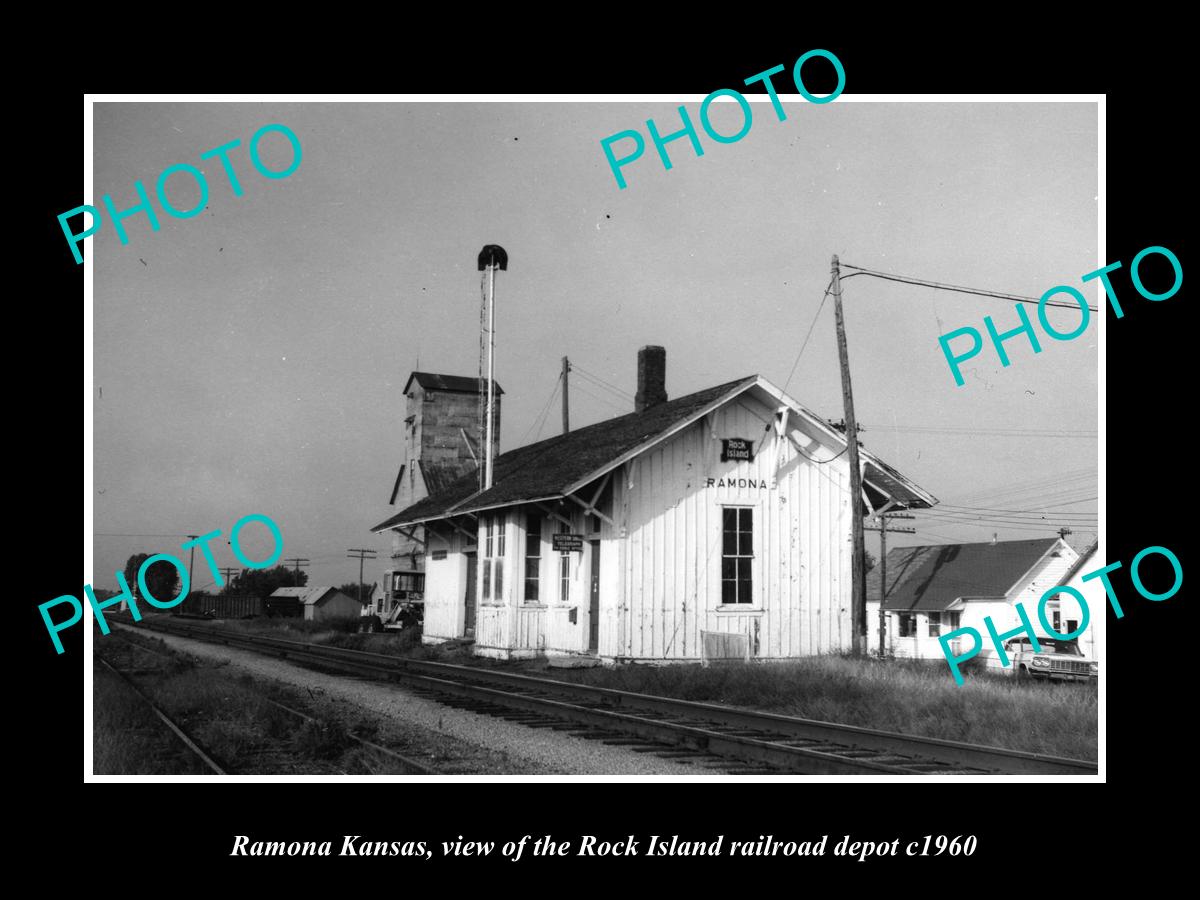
611, 394, 852, 661
421, 531, 470, 643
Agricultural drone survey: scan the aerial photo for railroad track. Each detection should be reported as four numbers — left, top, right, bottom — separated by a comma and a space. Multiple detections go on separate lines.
98, 631, 435, 775
94, 649, 227, 774
116, 616, 1098, 776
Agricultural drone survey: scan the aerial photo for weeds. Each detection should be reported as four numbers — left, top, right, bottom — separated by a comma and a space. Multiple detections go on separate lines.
551, 653, 1098, 760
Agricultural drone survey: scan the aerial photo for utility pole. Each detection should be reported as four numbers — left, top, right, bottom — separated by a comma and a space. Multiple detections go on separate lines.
866, 512, 915, 657
219, 566, 239, 589
284, 557, 310, 583
562, 356, 570, 434
347, 549, 378, 606
831, 254, 867, 654
186, 535, 198, 588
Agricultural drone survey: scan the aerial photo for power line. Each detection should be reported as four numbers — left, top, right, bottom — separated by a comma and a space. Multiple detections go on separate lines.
870, 425, 1097, 439
571, 380, 629, 414
572, 368, 635, 405
781, 279, 833, 396
933, 498, 1099, 517
918, 508, 1097, 525
570, 364, 634, 402
954, 472, 1097, 506
95, 532, 195, 538
909, 517, 1087, 535
533, 380, 562, 442
519, 374, 562, 445
571, 372, 630, 406
840, 262, 1098, 312
955, 487, 1099, 512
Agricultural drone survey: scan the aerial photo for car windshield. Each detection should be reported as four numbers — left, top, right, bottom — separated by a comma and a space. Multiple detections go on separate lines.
1037, 639, 1081, 656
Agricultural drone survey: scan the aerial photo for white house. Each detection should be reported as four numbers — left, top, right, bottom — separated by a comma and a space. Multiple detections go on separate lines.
1055, 541, 1101, 661
865, 537, 1089, 664
372, 347, 935, 663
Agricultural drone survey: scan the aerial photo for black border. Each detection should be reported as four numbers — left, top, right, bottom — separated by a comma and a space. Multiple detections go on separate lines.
28, 23, 1189, 881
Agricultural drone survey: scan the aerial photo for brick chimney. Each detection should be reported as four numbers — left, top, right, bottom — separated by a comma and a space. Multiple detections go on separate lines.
635, 346, 667, 413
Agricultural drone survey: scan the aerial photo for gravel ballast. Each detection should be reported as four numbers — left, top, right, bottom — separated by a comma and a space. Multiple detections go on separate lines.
113, 624, 728, 776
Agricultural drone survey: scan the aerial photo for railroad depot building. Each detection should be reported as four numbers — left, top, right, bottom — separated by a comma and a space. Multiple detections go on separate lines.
372, 348, 935, 662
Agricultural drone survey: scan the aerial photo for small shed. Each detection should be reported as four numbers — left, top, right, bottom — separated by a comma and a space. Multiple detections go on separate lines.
269, 586, 361, 622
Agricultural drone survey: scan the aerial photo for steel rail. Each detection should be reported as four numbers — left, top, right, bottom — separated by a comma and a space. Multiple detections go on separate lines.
257, 695, 437, 775
95, 654, 227, 775
106, 630, 437, 776
120, 617, 1098, 776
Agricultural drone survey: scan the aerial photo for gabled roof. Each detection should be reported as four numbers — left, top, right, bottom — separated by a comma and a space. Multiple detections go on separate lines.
372, 374, 936, 533
402, 372, 504, 395
1061, 540, 1100, 584
868, 538, 1062, 612
268, 586, 349, 606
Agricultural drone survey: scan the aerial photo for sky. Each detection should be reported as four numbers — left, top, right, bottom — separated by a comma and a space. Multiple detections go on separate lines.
91, 99, 1098, 591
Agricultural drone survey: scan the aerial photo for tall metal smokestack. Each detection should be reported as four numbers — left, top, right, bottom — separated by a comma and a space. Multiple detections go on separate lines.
477, 245, 507, 490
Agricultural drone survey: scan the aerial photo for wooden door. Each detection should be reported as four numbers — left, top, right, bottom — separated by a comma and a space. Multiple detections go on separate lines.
589, 540, 600, 652
464, 553, 477, 638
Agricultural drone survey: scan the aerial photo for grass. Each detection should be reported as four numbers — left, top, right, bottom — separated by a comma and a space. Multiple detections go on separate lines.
204, 614, 478, 662
92, 625, 420, 775
145, 615, 1098, 762
93, 660, 214, 775
548, 655, 1098, 761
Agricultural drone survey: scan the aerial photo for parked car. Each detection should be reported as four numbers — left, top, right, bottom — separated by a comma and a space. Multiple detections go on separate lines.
1004, 636, 1097, 682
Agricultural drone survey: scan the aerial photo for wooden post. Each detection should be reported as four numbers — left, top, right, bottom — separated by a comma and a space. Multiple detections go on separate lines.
830, 254, 866, 655
878, 515, 887, 658
867, 513, 913, 658
562, 356, 570, 434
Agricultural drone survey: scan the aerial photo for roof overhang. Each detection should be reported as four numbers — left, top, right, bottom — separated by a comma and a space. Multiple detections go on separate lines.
373, 373, 937, 532
753, 377, 938, 509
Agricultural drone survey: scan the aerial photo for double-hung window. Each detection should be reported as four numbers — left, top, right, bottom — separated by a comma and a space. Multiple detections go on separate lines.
929, 611, 961, 636
721, 507, 754, 605
524, 513, 542, 603
558, 522, 571, 603
482, 513, 506, 603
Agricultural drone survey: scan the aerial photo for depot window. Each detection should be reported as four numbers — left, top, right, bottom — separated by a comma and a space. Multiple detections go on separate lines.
721, 506, 754, 605
897, 613, 916, 637
525, 512, 543, 603
558, 521, 572, 604
482, 512, 506, 603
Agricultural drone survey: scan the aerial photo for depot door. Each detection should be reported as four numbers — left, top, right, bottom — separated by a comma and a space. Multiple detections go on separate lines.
464, 553, 477, 638
588, 540, 600, 652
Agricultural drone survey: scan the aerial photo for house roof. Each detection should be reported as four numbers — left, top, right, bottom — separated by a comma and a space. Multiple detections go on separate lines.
1061, 540, 1100, 584
868, 538, 1062, 612
268, 586, 348, 606
372, 375, 936, 534
402, 372, 504, 396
